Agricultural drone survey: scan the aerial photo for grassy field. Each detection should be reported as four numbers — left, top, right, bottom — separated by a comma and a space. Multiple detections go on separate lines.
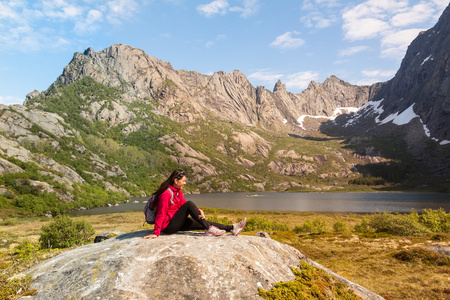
1, 209, 449, 300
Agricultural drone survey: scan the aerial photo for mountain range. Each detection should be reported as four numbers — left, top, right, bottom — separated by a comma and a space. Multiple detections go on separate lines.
0, 4, 449, 216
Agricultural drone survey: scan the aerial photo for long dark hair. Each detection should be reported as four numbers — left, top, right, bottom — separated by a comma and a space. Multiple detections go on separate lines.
151, 169, 186, 210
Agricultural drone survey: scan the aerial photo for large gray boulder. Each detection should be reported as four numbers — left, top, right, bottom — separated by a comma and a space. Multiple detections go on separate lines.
23, 230, 383, 300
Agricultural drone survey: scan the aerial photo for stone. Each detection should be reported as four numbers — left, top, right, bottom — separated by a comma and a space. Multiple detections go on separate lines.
0, 157, 23, 175
23, 231, 383, 300
94, 231, 126, 243
255, 231, 271, 239
268, 160, 319, 176
427, 245, 450, 256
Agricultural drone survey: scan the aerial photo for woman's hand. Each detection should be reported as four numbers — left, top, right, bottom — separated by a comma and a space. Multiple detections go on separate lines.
198, 208, 205, 220
143, 234, 158, 239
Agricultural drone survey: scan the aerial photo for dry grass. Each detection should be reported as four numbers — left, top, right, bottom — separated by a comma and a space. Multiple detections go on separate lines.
1, 210, 449, 300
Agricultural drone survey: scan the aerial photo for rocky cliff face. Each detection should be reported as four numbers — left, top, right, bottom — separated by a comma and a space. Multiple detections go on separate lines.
320, 4, 450, 175
333, 4, 450, 146
23, 231, 383, 300
50, 43, 370, 132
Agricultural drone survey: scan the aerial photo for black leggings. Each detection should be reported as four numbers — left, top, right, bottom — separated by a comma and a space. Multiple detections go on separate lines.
162, 201, 233, 234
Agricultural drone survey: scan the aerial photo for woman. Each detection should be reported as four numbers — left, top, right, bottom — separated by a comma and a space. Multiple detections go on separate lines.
143, 169, 246, 239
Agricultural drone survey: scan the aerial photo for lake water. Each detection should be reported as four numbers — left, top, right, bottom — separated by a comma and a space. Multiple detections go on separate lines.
69, 192, 450, 215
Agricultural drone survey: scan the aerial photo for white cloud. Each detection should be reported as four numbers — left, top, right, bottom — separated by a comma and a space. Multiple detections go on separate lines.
302, 0, 341, 10
284, 71, 320, 90
270, 31, 304, 50
105, 0, 139, 25
229, 0, 260, 18
341, 0, 445, 60
343, 17, 390, 40
75, 9, 103, 33
0, 0, 144, 53
361, 69, 396, 78
41, 0, 83, 19
204, 33, 227, 48
391, 3, 434, 27
380, 28, 423, 58
301, 11, 337, 29
247, 70, 319, 91
338, 45, 369, 57
197, 0, 260, 18
356, 68, 396, 85
197, 0, 229, 17
205, 41, 215, 48
0, 95, 23, 105
248, 71, 284, 82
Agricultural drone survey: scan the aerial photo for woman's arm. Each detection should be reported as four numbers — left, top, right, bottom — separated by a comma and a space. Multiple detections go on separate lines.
151, 190, 171, 236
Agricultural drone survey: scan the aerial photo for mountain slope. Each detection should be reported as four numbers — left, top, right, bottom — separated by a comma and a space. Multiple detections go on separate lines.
321, 4, 450, 176
330, 5, 450, 144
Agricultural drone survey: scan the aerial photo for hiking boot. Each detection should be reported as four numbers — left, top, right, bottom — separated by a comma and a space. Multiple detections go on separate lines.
205, 226, 226, 236
231, 218, 247, 236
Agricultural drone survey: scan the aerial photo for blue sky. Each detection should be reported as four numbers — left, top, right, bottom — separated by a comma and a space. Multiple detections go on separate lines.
0, 0, 448, 105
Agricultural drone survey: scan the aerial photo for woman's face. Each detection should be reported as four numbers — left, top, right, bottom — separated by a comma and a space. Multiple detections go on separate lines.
173, 176, 187, 189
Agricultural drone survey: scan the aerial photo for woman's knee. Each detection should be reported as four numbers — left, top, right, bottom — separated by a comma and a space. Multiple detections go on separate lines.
185, 200, 197, 209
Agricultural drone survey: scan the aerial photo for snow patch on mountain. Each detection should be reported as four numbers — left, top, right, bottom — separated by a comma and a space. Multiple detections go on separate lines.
420, 55, 433, 66
297, 107, 359, 130
346, 100, 449, 146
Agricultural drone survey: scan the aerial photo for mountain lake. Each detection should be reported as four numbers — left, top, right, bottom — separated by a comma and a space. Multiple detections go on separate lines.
69, 192, 450, 215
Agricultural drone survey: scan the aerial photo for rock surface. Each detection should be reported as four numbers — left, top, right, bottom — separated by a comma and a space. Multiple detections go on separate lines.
23, 231, 383, 300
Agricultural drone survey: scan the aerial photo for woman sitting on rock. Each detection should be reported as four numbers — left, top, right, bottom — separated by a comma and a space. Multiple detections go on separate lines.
143, 169, 246, 239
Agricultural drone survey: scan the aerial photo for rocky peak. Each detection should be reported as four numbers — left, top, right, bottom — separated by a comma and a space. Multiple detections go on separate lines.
273, 79, 286, 93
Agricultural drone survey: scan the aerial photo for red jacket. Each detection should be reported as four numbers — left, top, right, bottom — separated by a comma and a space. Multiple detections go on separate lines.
153, 186, 185, 236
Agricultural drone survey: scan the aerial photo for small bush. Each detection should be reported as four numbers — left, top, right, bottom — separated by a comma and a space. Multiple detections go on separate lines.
333, 221, 347, 233
258, 261, 360, 299
207, 215, 233, 226
13, 241, 41, 262
349, 176, 386, 186
0, 273, 35, 300
369, 212, 429, 236
419, 208, 450, 233
354, 218, 371, 233
245, 216, 290, 232
393, 248, 450, 266
294, 218, 327, 234
39, 215, 95, 249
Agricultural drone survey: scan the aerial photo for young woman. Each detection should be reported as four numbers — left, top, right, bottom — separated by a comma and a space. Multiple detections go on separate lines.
143, 169, 246, 239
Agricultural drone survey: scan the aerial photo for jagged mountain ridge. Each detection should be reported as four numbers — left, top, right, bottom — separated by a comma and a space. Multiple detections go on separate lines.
332, 4, 450, 146
47, 43, 371, 132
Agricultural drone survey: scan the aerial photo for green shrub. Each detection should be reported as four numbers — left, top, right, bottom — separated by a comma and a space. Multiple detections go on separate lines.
258, 261, 360, 299
207, 215, 233, 226
14, 193, 62, 215
333, 221, 347, 233
369, 212, 429, 236
0, 273, 35, 299
419, 209, 450, 233
13, 241, 41, 262
245, 216, 290, 232
294, 218, 327, 234
393, 248, 450, 266
354, 218, 371, 233
39, 215, 95, 249
349, 176, 386, 186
